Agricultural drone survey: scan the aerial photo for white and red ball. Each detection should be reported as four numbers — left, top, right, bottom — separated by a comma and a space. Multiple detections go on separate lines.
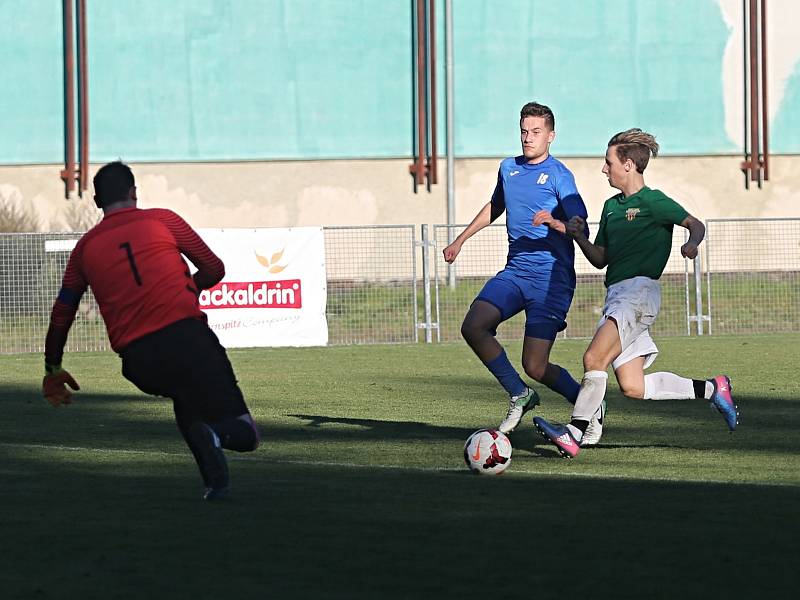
463, 429, 512, 475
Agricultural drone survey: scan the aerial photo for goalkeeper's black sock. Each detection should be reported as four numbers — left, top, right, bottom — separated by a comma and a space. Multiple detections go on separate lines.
212, 415, 260, 452
176, 420, 213, 486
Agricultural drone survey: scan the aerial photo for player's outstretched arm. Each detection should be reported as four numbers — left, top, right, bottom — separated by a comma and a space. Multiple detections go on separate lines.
43, 248, 87, 406
44, 307, 83, 407
43, 307, 82, 406
442, 201, 502, 263
679, 214, 705, 259
567, 216, 607, 268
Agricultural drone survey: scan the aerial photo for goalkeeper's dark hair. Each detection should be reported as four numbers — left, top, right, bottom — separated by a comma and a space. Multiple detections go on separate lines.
93, 161, 135, 208
608, 129, 659, 173
520, 101, 555, 131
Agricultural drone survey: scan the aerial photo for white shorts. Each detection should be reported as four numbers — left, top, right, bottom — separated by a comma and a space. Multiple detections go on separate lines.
598, 276, 661, 370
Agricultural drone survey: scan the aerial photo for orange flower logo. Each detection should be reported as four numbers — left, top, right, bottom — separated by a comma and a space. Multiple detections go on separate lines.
255, 248, 287, 273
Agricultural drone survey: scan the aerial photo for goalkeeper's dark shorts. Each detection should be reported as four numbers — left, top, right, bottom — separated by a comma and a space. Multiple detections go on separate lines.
119, 317, 249, 424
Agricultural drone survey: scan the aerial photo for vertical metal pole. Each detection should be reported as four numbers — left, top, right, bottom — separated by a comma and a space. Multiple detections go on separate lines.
705, 226, 713, 335
427, 0, 437, 187
432, 226, 441, 342
411, 226, 419, 343
741, 0, 749, 189
61, 0, 76, 199
421, 224, 433, 343
683, 255, 691, 336
694, 256, 704, 335
445, 0, 456, 289
748, 0, 760, 186
760, 0, 769, 181
77, 0, 89, 196
409, 0, 427, 187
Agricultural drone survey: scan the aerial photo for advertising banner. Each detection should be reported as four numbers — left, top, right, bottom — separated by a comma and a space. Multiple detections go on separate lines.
197, 227, 328, 347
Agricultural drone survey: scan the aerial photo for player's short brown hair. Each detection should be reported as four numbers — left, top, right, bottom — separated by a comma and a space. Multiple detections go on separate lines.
94, 161, 135, 208
608, 128, 659, 173
520, 102, 555, 131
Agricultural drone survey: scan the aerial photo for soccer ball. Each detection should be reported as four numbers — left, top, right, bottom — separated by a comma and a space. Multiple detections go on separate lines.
463, 429, 512, 475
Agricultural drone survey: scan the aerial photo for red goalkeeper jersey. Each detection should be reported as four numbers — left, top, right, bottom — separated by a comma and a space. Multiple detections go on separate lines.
46, 207, 224, 360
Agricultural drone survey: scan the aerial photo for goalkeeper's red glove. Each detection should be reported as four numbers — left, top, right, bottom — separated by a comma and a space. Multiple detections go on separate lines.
42, 365, 80, 407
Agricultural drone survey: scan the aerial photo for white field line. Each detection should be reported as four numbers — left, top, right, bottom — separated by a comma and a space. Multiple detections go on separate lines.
1, 441, 797, 488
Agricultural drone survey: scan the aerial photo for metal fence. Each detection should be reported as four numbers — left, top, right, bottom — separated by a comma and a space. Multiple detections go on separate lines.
704, 218, 800, 335
432, 223, 694, 341
0, 232, 107, 355
323, 225, 418, 344
0, 226, 420, 354
1, 218, 798, 355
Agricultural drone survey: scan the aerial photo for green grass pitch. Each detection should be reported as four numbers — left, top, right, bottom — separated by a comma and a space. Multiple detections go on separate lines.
2, 334, 799, 599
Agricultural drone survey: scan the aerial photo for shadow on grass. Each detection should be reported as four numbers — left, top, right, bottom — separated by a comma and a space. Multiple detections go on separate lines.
2, 442, 799, 600
3, 379, 797, 455
288, 412, 477, 439
281, 402, 795, 453
3, 378, 800, 599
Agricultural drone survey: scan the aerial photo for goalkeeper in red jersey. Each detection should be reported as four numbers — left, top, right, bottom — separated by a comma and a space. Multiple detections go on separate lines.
43, 161, 260, 500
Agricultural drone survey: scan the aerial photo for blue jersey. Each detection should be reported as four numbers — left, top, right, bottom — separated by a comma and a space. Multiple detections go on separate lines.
491, 155, 588, 287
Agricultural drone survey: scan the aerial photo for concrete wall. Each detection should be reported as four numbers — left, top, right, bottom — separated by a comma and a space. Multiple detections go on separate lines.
1, 155, 798, 233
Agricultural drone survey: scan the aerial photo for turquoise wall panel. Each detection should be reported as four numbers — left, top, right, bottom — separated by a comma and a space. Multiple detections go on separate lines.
1, 1, 798, 164
0, 1, 64, 163
771, 61, 800, 154
453, 0, 734, 156
87, 0, 413, 161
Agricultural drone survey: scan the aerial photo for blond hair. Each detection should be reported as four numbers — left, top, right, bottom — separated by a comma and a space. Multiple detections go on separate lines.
608, 128, 659, 173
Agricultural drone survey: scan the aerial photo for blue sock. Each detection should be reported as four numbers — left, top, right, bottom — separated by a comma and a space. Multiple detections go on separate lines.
485, 350, 527, 397
545, 366, 580, 404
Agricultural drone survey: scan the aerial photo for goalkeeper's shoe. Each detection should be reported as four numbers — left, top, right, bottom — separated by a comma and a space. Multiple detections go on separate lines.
533, 416, 581, 458
188, 422, 229, 498
709, 375, 738, 432
202, 486, 229, 501
498, 387, 540, 434
581, 400, 607, 447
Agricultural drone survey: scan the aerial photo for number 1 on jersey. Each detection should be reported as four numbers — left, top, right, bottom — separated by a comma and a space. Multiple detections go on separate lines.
119, 242, 143, 286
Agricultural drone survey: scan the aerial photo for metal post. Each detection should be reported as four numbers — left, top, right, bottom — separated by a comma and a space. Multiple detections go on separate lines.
409, 0, 427, 187
445, 0, 456, 289
694, 256, 704, 335
77, 0, 89, 196
411, 225, 419, 343
61, 0, 77, 199
432, 226, 441, 342
760, 0, 769, 181
426, 0, 437, 187
705, 228, 713, 335
420, 225, 433, 343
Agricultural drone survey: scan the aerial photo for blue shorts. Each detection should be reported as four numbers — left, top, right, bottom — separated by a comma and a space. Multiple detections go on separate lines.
475, 268, 573, 340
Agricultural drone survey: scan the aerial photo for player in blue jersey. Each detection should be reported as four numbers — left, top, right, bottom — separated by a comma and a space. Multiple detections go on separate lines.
443, 102, 600, 436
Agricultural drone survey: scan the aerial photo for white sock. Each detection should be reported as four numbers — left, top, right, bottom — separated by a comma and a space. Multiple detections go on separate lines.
643, 372, 695, 400
571, 370, 608, 422
705, 381, 714, 399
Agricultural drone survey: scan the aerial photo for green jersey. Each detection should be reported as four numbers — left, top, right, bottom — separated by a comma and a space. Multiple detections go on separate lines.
595, 186, 689, 287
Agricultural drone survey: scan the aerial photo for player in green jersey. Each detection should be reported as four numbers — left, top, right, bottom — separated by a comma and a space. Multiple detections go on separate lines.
532, 128, 739, 458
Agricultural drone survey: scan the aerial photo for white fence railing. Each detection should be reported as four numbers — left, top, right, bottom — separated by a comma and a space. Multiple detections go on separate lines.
1, 219, 798, 354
